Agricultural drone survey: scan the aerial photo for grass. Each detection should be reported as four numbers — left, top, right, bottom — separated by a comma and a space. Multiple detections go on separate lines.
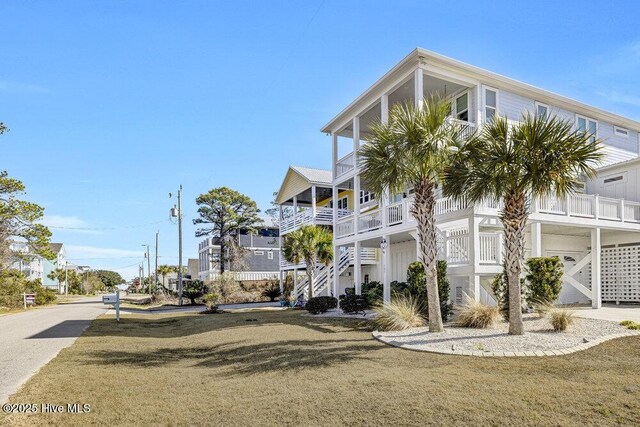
454, 296, 499, 328
371, 295, 426, 331
620, 320, 640, 330
547, 306, 575, 331
3, 310, 640, 426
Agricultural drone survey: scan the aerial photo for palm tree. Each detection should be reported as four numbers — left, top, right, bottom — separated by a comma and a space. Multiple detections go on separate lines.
283, 225, 333, 300
359, 96, 462, 332
47, 268, 65, 294
444, 113, 602, 335
157, 265, 175, 290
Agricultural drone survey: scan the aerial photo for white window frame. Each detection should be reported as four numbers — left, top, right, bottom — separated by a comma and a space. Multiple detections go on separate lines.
576, 114, 598, 142
534, 101, 549, 118
453, 91, 470, 122
254, 250, 264, 256
359, 190, 375, 205
483, 86, 499, 123
602, 172, 627, 186
614, 126, 629, 138
337, 196, 348, 210
267, 251, 274, 260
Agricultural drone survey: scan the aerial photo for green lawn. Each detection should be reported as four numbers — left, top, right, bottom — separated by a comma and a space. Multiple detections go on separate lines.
4, 309, 640, 426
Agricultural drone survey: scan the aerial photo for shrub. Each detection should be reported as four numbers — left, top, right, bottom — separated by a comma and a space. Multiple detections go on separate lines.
362, 281, 383, 305
525, 257, 564, 306
0, 271, 57, 308
546, 306, 574, 331
371, 295, 426, 331
339, 294, 368, 314
305, 296, 338, 314
204, 292, 219, 311
454, 296, 499, 328
405, 261, 453, 321
261, 281, 281, 301
491, 266, 528, 320
620, 320, 640, 330
182, 279, 206, 305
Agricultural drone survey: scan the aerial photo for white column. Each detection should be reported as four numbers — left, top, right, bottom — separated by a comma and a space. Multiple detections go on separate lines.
352, 117, 360, 164
293, 268, 298, 297
293, 196, 298, 223
475, 84, 482, 126
531, 222, 542, 258
382, 235, 391, 304
591, 228, 602, 309
311, 185, 317, 221
470, 274, 481, 303
278, 270, 284, 294
381, 94, 389, 124
333, 245, 340, 297
414, 68, 424, 109
332, 185, 338, 228
353, 175, 360, 233
332, 133, 338, 180
354, 241, 362, 295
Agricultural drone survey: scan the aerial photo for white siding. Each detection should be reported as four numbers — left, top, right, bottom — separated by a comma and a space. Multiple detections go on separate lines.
499, 90, 535, 121
587, 160, 640, 202
390, 240, 417, 282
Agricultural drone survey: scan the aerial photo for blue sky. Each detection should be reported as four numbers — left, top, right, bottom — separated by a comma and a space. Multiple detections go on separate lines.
2, 1, 639, 279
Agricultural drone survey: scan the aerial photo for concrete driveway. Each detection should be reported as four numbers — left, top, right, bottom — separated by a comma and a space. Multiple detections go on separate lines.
0, 297, 108, 403
573, 304, 640, 323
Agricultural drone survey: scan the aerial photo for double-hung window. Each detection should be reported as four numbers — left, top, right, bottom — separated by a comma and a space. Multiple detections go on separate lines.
535, 102, 548, 118
454, 92, 469, 122
359, 191, 375, 205
337, 196, 348, 210
576, 115, 597, 143
484, 87, 498, 122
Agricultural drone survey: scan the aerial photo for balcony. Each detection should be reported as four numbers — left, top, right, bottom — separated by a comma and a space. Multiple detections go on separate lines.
280, 246, 379, 269
280, 207, 334, 235
336, 152, 355, 178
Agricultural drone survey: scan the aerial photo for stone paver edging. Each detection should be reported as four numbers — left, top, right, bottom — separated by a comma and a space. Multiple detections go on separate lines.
372, 329, 640, 357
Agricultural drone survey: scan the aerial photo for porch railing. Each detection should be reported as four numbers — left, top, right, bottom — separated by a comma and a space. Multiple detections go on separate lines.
336, 152, 355, 177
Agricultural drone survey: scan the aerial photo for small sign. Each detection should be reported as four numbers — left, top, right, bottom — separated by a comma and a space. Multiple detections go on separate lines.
25, 294, 36, 304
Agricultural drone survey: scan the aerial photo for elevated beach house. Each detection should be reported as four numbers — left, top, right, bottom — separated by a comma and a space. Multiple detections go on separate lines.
277, 48, 640, 308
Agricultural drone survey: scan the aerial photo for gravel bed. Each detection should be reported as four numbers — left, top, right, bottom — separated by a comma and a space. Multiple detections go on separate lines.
374, 314, 636, 354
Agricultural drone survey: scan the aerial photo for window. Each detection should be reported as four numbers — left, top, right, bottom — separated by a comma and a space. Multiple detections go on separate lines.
614, 126, 629, 138
337, 196, 348, 210
535, 102, 548, 118
576, 115, 597, 143
603, 174, 625, 185
359, 191, 375, 205
267, 251, 274, 260
364, 274, 369, 285
484, 87, 498, 122
254, 250, 264, 256
454, 92, 469, 122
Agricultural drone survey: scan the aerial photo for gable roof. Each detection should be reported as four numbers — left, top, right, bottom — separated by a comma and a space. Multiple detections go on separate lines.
49, 243, 63, 254
276, 166, 332, 205
321, 47, 640, 134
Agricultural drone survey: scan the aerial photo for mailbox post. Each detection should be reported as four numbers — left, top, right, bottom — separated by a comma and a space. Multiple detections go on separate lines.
102, 289, 121, 321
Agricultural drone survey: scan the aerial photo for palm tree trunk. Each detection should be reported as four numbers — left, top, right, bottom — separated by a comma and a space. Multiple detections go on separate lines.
305, 256, 315, 300
411, 179, 444, 332
501, 191, 528, 335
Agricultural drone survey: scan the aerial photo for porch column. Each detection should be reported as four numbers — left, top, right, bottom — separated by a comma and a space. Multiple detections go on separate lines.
475, 84, 482, 126
332, 185, 338, 229
354, 241, 362, 295
352, 116, 360, 164
381, 94, 389, 124
332, 133, 338, 180
293, 268, 298, 296
353, 175, 360, 232
293, 196, 298, 223
414, 69, 424, 109
470, 274, 481, 303
531, 222, 542, 257
278, 270, 284, 294
311, 185, 317, 221
381, 235, 391, 304
333, 245, 340, 297
591, 228, 602, 309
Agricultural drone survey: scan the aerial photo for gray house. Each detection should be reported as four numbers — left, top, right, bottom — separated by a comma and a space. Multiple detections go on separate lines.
198, 227, 280, 281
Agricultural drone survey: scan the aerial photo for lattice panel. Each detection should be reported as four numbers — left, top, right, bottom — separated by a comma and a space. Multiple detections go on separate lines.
601, 245, 640, 303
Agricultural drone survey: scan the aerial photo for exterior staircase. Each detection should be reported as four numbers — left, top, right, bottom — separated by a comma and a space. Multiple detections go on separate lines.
294, 250, 351, 300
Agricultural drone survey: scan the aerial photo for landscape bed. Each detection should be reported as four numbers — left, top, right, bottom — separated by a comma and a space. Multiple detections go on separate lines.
3, 309, 640, 426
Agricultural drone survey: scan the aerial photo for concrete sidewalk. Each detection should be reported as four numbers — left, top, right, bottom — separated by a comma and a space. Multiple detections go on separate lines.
573, 304, 640, 323
0, 297, 107, 403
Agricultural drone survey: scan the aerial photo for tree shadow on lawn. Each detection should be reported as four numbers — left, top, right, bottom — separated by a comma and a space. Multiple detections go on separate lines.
82, 336, 383, 377
84, 310, 370, 339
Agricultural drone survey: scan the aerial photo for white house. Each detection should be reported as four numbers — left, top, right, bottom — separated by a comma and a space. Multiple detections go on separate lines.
278, 48, 640, 308
10, 242, 67, 290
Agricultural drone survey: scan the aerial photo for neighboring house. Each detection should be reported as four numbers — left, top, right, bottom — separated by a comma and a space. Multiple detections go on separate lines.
187, 258, 199, 280
10, 242, 66, 291
198, 227, 280, 281
279, 48, 640, 308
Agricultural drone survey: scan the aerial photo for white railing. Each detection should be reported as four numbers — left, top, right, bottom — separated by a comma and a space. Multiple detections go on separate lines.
386, 202, 404, 225
568, 194, 595, 218
446, 233, 468, 265
624, 201, 640, 223
347, 247, 379, 263
479, 233, 502, 265
280, 207, 334, 234
447, 118, 477, 139
538, 195, 566, 215
358, 210, 383, 233
335, 216, 355, 238
598, 197, 620, 220
435, 196, 468, 215
208, 271, 278, 281
336, 152, 355, 177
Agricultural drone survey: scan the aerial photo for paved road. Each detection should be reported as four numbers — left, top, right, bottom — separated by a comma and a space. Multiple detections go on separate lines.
0, 297, 108, 403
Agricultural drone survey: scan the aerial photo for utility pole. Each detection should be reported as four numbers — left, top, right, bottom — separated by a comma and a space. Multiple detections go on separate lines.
142, 244, 151, 294
170, 185, 184, 305
155, 231, 159, 292
139, 263, 144, 291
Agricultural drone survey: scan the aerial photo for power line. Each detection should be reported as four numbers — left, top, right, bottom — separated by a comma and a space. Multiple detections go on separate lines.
44, 219, 171, 231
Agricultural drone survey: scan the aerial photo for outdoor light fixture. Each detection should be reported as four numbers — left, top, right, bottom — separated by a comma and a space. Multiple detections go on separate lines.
380, 237, 388, 251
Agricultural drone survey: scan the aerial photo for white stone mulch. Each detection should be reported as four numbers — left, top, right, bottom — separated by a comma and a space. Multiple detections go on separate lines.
373, 314, 640, 357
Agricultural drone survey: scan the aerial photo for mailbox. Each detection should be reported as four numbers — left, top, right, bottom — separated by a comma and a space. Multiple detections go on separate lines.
25, 294, 36, 305
103, 294, 118, 304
